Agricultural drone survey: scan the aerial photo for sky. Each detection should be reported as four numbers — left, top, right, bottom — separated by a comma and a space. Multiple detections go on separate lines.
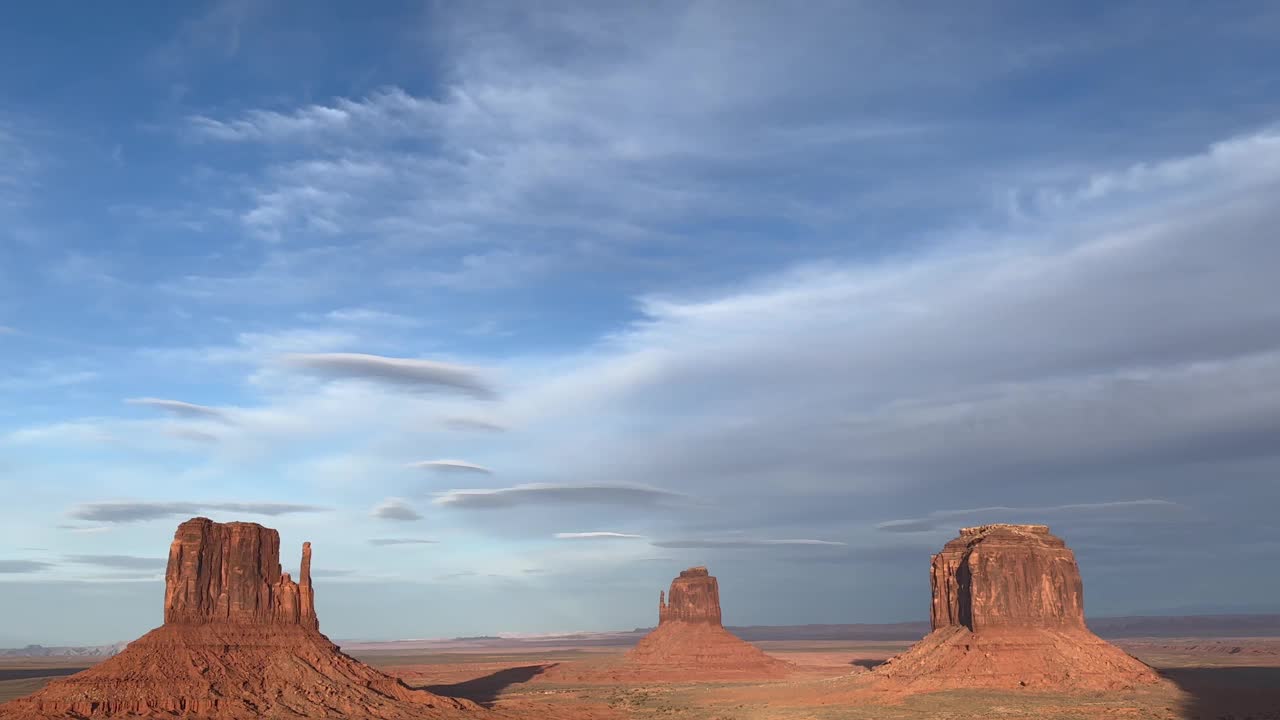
2, 0, 1280, 646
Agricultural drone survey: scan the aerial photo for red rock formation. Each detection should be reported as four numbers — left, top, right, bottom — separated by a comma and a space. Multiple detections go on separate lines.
658, 566, 722, 625
163, 518, 318, 628
929, 524, 1084, 631
874, 524, 1162, 692
0, 517, 479, 719
625, 566, 790, 679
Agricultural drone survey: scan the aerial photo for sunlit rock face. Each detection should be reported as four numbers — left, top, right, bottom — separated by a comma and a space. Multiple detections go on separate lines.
658, 566, 723, 626
625, 566, 791, 679
873, 524, 1163, 692
164, 517, 318, 629
929, 524, 1085, 632
0, 518, 477, 719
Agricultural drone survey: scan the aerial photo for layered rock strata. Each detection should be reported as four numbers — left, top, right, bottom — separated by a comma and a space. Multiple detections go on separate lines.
626, 566, 789, 678
874, 524, 1162, 691
0, 517, 479, 719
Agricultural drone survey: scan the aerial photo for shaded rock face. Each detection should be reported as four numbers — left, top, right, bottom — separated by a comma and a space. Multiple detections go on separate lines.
0, 517, 476, 719
659, 566, 723, 626
874, 524, 1161, 692
164, 518, 318, 629
930, 524, 1084, 632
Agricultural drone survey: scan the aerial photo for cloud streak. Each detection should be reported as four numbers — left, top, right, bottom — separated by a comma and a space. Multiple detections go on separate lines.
69, 501, 330, 523
63, 554, 167, 570
368, 538, 439, 546
442, 417, 507, 433
371, 498, 422, 522
408, 459, 493, 474
125, 397, 232, 422
875, 499, 1183, 533
281, 353, 495, 398
651, 538, 847, 549
433, 483, 685, 509
554, 532, 646, 540
0, 560, 55, 574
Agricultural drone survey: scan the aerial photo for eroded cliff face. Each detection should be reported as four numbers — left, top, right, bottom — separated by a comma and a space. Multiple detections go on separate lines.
874, 524, 1161, 692
626, 566, 789, 679
929, 524, 1085, 632
659, 566, 723, 626
163, 517, 318, 629
0, 518, 476, 719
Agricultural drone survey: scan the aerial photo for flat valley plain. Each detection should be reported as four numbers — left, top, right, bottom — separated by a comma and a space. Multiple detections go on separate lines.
4, 633, 1279, 719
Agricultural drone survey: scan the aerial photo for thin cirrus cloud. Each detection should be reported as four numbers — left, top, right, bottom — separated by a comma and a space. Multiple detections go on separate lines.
63, 554, 166, 570
407, 459, 493, 474
651, 538, 848, 549
69, 501, 330, 523
442, 417, 507, 433
280, 352, 495, 399
125, 397, 233, 423
0, 560, 55, 574
368, 538, 438, 546
56, 524, 111, 534
433, 483, 686, 509
874, 499, 1183, 533
554, 532, 647, 540
371, 498, 423, 522
163, 427, 221, 444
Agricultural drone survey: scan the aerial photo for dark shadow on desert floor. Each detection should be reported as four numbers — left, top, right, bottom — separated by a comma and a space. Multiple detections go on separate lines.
1164, 666, 1280, 719
0, 667, 89, 682
850, 658, 885, 670
421, 663, 558, 708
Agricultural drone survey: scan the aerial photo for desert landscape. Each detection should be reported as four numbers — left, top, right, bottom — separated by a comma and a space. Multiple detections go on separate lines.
1, 518, 1276, 719
4, 3, 1280, 719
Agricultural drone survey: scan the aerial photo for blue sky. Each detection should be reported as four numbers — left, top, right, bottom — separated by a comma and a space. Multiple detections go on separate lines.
3, 0, 1280, 646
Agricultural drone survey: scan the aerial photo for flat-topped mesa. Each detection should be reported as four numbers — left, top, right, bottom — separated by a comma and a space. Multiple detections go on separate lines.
163, 517, 318, 629
871, 523, 1162, 692
658, 566, 722, 626
930, 523, 1084, 632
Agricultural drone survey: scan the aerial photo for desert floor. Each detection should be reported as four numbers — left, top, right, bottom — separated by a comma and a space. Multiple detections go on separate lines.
3, 637, 1278, 719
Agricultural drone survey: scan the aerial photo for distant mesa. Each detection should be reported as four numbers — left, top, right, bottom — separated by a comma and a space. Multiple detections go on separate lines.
871, 524, 1163, 692
624, 566, 791, 678
0, 517, 480, 719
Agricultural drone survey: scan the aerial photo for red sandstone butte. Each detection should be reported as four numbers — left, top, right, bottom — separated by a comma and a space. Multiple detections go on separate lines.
625, 566, 790, 678
873, 524, 1162, 692
0, 517, 479, 719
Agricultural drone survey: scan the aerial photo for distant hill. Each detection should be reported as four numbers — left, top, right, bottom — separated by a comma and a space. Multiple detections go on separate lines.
726, 615, 1280, 641
14, 614, 1280, 657
0, 642, 127, 658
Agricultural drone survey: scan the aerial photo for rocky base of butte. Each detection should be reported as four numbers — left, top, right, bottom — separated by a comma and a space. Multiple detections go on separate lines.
0, 518, 478, 719
871, 524, 1162, 691
624, 567, 791, 679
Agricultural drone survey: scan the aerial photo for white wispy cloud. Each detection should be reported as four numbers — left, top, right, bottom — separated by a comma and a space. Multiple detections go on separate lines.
186, 87, 436, 144
553, 532, 646, 540
407, 459, 492, 474
125, 397, 232, 422
875, 499, 1183, 533
371, 497, 422, 522
68, 501, 330, 523
281, 352, 496, 398
368, 538, 438, 546
0, 560, 55, 574
0, 368, 98, 393
651, 538, 847, 548
433, 483, 686, 509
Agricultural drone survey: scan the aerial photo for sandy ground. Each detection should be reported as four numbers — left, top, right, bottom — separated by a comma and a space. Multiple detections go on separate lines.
3, 637, 1279, 718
